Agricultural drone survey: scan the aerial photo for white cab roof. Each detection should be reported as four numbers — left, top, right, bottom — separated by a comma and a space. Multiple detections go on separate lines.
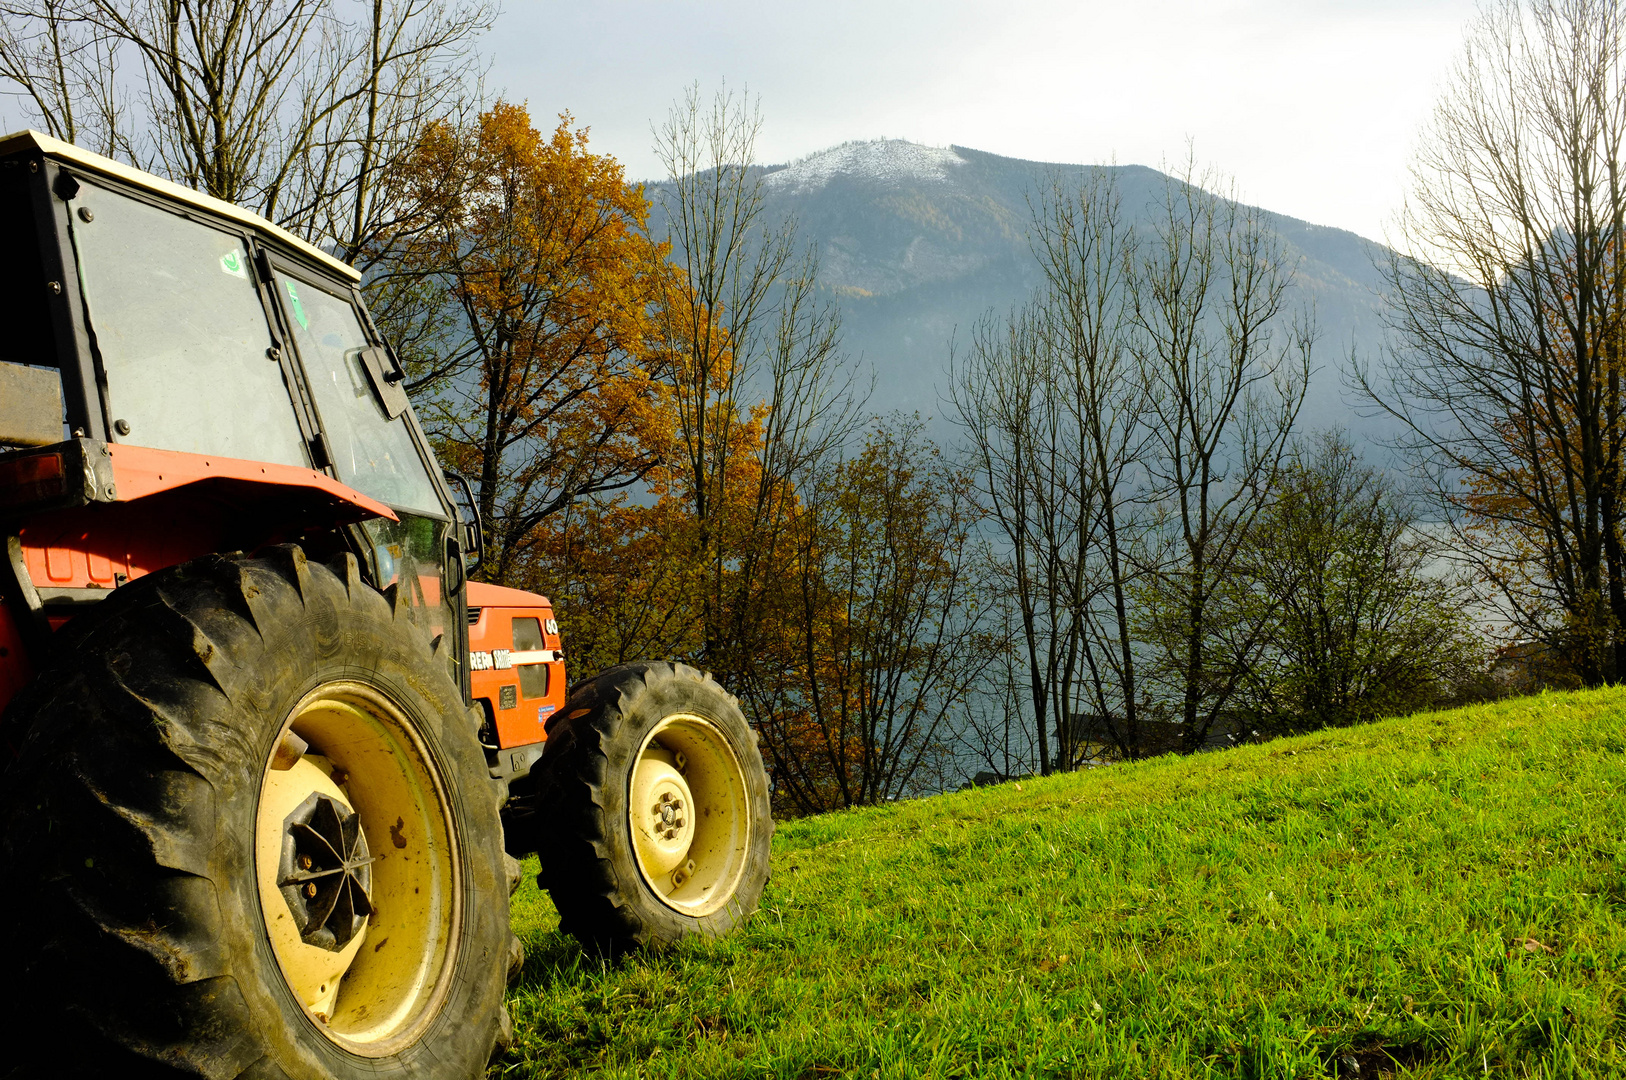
0, 129, 361, 283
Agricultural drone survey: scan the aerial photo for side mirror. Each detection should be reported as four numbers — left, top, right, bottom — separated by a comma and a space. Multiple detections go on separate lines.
442, 469, 483, 572
445, 535, 467, 597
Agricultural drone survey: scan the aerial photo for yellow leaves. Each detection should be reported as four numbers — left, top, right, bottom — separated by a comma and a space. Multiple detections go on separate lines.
389, 100, 690, 580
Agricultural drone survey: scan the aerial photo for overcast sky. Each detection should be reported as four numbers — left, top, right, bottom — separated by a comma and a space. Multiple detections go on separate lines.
492, 0, 1481, 244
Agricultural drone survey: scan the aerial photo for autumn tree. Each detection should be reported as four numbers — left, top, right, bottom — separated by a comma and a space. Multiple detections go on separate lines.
1359, 0, 1626, 683
510, 88, 858, 688
0, 0, 490, 264
750, 417, 988, 814
537, 405, 772, 675
388, 102, 677, 586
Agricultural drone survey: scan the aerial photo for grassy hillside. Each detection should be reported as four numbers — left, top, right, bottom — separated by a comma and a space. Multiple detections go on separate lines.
495, 691, 1626, 1078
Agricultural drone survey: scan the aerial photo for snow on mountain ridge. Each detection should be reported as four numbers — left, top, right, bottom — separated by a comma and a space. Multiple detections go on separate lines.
762, 139, 966, 195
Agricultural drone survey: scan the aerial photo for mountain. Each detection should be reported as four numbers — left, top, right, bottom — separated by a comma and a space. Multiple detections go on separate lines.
743, 140, 1396, 443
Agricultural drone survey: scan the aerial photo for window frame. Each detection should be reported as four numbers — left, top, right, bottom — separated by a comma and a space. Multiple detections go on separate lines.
260, 252, 454, 522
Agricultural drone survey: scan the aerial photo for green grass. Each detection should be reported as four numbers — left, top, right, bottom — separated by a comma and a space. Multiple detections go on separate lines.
494, 690, 1626, 1078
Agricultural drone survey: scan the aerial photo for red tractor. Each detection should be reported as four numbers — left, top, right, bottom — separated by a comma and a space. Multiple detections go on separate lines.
0, 131, 772, 1079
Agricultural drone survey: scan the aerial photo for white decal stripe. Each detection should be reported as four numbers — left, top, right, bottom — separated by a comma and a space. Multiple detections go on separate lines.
508, 650, 563, 665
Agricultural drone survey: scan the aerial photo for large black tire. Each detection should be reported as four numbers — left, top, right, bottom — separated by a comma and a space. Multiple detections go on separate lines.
535, 662, 773, 953
0, 546, 513, 1080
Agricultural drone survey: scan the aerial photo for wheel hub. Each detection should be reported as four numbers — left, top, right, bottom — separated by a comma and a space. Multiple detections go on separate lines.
277, 791, 375, 952
630, 753, 695, 878
653, 790, 685, 838
256, 687, 463, 1051
624, 716, 752, 915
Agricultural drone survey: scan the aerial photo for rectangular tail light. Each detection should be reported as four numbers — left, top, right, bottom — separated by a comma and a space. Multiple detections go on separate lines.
0, 449, 65, 511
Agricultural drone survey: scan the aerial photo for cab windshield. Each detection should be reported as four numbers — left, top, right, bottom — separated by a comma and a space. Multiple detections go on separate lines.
274, 272, 442, 516
65, 175, 444, 520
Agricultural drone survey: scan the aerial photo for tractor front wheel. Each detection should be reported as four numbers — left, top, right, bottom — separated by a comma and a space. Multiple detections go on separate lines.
535, 662, 773, 952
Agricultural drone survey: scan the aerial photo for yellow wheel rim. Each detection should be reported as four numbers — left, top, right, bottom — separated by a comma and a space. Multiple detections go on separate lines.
255, 682, 461, 1055
628, 713, 751, 917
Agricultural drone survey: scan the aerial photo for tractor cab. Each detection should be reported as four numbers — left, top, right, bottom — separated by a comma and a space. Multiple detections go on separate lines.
0, 130, 551, 779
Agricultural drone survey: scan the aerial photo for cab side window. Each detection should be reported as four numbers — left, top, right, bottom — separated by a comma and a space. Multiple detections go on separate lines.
511, 617, 549, 699
274, 272, 441, 515
70, 180, 308, 465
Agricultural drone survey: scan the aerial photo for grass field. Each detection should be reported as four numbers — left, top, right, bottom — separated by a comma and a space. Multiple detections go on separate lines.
493, 690, 1626, 1078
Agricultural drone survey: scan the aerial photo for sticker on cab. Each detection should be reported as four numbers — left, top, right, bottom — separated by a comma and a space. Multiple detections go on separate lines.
285, 280, 309, 328
220, 249, 247, 278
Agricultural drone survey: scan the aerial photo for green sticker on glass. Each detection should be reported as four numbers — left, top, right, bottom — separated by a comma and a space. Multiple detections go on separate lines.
285, 280, 309, 329
220, 248, 246, 278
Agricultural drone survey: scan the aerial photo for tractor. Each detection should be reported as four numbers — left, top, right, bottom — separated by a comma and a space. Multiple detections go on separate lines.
0, 130, 772, 1080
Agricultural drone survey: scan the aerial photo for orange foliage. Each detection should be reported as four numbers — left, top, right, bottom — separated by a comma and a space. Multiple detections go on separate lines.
391, 102, 682, 583
531, 396, 778, 670
1458, 266, 1626, 679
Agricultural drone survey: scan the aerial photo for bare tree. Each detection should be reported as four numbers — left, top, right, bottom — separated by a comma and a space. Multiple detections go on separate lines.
1357, 0, 1626, 684
1028, 169, 1153, 762
648, 84, 860, 674
1131, 161, 1312, 751
956, 160, 1311, 763
951, 168, 1151, 771
954, 585, 1046, 782
0, 0, 491, 263
0, 0, 121, 154
952, 304, 1082, 775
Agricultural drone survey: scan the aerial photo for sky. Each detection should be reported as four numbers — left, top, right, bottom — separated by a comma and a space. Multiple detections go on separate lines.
491, 0, 1482, 245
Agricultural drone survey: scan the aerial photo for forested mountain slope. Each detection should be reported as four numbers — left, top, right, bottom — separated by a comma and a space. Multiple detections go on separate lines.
680, 139, 1399, 440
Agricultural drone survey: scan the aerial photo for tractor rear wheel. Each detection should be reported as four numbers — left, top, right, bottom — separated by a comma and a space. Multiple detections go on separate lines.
534, 662, 773, 953
0, 546, 513, 1079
